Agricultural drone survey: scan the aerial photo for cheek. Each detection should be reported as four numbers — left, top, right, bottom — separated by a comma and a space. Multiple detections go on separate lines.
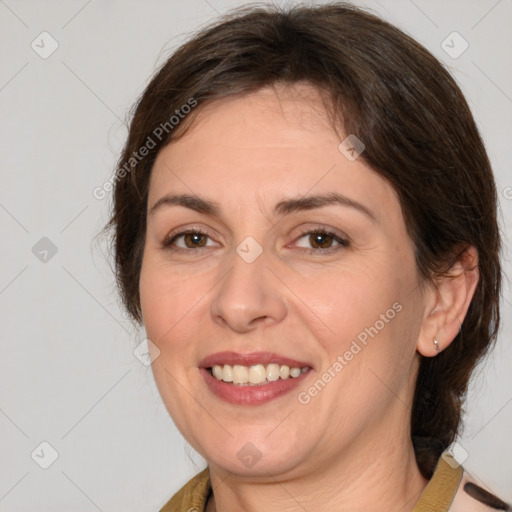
139, 260, 208, 431
307, 270, 419, 414
290, 260, 404, 349
139, 258, 205, 344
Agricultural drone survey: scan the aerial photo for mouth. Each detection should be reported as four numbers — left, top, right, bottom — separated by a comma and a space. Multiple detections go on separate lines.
199, 351, 314, 405
208, 363, 310, 385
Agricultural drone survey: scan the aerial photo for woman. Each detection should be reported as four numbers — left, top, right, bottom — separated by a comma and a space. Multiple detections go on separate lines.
104, 2, 509, 510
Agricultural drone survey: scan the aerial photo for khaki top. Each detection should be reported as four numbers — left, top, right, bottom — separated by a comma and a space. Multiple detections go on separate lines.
160, 454, 509, 512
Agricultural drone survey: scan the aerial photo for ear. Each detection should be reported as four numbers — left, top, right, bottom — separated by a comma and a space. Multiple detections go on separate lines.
417, 246, 479, 357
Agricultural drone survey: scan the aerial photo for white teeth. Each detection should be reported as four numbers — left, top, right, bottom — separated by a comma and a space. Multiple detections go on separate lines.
290, 367, 301, 378
212, 365, 223, 380
210, 363, 310, 385
233, 365, 249, 384
279, 365, 290, 379
266, 363, 280, 382
222, 364, 233, 382
249, 364, 266, 384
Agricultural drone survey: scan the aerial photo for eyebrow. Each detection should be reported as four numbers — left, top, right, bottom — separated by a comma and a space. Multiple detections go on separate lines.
148, 192, 377, 222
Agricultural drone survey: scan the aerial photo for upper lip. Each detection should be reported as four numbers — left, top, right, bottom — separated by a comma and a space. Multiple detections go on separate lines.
199, 351, 312, 369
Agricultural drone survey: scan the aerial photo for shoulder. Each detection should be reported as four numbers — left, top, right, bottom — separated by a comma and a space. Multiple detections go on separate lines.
449, 469, 510, 512
159, 467, 211, 512
413, 454, 509, 512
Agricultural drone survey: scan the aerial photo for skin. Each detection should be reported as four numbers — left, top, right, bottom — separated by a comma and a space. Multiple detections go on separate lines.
139, 82, 479, 511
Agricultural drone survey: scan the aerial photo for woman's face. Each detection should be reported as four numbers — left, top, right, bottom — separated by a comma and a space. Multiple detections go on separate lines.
140, 83, 427, 478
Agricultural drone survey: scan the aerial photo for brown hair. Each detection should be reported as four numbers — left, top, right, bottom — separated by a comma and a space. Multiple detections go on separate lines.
101, 2, 501, 479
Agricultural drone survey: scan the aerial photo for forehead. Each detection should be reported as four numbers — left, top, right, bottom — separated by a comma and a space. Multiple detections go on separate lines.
151, 84, 338, 182
148, 83, 397, 221
178, 82, 338, 148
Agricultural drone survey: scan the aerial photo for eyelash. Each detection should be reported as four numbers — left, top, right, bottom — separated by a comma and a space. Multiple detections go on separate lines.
162, 227, 350, 254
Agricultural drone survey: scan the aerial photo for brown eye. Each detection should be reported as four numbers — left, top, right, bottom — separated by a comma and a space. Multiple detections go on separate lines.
163, 230, 215, 250
309, 232, 334, 249
295, 229, 349, 252
183, 232, 207, 248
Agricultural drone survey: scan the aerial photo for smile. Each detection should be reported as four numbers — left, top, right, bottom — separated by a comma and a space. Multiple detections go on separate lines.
199, 351, 314, 405
209, 363, 310, 385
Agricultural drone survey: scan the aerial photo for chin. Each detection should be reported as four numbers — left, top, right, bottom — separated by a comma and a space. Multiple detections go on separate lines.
196, 429, 308, 477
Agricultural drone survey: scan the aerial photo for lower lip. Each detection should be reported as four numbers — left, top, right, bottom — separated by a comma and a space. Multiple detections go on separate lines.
200, 367, 312, 406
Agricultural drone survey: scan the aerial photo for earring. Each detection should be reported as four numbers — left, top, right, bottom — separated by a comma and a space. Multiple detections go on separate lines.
434, 338, 440, 352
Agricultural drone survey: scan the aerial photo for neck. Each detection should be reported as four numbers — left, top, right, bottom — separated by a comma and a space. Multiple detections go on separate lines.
206, 409, 428, 511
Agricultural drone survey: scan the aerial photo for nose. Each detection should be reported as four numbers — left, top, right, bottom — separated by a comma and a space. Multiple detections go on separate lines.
210, 246, 287, 333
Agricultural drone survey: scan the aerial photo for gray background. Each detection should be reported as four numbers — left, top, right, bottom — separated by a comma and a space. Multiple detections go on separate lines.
1, 0, 511, 510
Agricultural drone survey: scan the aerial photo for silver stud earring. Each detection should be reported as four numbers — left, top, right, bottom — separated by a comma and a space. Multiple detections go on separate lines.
434, 338, 440, 352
